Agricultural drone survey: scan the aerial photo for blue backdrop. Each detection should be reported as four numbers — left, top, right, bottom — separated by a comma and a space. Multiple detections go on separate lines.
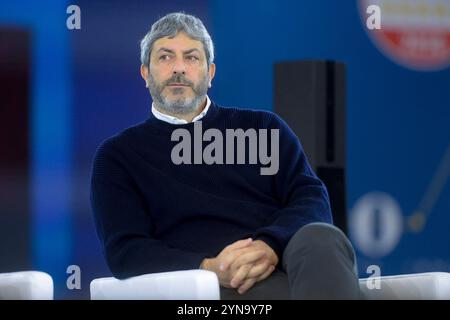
1, 0, 449, 299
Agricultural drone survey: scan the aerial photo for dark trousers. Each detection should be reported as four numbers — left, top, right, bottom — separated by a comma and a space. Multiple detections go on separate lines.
220, 223, 362, 300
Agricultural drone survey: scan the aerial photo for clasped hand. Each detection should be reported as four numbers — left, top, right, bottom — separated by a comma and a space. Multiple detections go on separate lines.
201, 238, 278, 294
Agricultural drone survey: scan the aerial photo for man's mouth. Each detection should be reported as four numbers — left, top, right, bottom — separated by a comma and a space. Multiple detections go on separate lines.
167, 83, 190, 87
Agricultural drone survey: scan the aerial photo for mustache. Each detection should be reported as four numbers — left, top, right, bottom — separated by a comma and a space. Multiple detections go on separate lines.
163, 75, 194, 87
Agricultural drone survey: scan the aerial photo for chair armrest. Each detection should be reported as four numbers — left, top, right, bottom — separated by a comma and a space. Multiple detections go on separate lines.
90, 269, 220, 300
359, 272, 450, 299
0, 271, 53, 300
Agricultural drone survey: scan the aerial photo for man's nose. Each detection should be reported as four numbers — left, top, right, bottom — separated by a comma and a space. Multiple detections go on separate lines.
172, 58, 186, 75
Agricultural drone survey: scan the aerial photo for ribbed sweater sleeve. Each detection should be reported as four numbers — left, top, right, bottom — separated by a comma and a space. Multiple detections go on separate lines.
252, 114, 333, 263
90, 139, 209, 279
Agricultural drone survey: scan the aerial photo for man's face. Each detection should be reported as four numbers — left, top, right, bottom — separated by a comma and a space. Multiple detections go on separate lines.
141, 32, 215, 115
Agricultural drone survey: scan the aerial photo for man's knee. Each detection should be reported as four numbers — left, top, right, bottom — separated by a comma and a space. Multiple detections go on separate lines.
283, 222, 356, 267
282, 223, 361, 299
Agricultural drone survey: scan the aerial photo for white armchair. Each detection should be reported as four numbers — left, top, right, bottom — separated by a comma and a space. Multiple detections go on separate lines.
90, 270, 450, 300
359, 272, 450, 300
0, 271, 53, 300
90, 269, 220, 300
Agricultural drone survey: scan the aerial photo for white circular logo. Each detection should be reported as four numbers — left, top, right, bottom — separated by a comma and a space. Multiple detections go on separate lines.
350, 192, 403, 258
359, 0, 450, 71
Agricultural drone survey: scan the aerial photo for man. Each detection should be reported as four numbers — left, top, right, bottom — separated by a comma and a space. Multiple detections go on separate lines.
90, 12, 361, 299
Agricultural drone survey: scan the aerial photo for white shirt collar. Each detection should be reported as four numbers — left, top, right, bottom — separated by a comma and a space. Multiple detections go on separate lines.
151, 95, 211, 125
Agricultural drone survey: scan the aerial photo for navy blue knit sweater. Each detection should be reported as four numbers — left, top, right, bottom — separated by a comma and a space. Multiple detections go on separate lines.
90, 101, 332, 279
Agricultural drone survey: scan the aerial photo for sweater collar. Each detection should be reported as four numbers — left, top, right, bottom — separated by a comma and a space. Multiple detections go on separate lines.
146, 98, 221, 132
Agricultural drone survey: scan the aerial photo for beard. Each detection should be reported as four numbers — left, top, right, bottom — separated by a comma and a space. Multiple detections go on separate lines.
147, 71, 209, 116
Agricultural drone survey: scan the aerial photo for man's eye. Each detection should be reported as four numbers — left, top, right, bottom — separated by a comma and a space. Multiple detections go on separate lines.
186, 55, 199, 61
159, 55, 171, 61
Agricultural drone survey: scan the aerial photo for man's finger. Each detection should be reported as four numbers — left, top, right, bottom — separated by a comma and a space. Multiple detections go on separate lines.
230, 249, 266, 271
230, 263, 252, 288
236, 265, 276, 295
220, 243, 253, 271
225, 238, 252, 252
237, 277, 257, 295
246, 260, 271, 279
256, 265, 276, 282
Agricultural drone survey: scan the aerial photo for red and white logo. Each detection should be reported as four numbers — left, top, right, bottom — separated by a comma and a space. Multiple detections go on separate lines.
360, 0, 450, 71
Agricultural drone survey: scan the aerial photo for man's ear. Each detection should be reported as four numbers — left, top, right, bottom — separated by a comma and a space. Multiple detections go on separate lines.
208, 63, 216, 88
140, 64, 149, 87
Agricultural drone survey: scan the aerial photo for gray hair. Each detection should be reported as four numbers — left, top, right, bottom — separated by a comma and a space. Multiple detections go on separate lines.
140, 12, 214, 68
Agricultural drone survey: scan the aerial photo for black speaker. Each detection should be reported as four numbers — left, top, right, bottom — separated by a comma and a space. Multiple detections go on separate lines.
274, 60, 347, 234
0, 27, 32, 271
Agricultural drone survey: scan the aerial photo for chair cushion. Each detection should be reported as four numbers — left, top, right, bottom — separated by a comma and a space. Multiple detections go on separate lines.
0, 271, 53, 300
359, 272, 450, 299
90, 269, 220, 300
